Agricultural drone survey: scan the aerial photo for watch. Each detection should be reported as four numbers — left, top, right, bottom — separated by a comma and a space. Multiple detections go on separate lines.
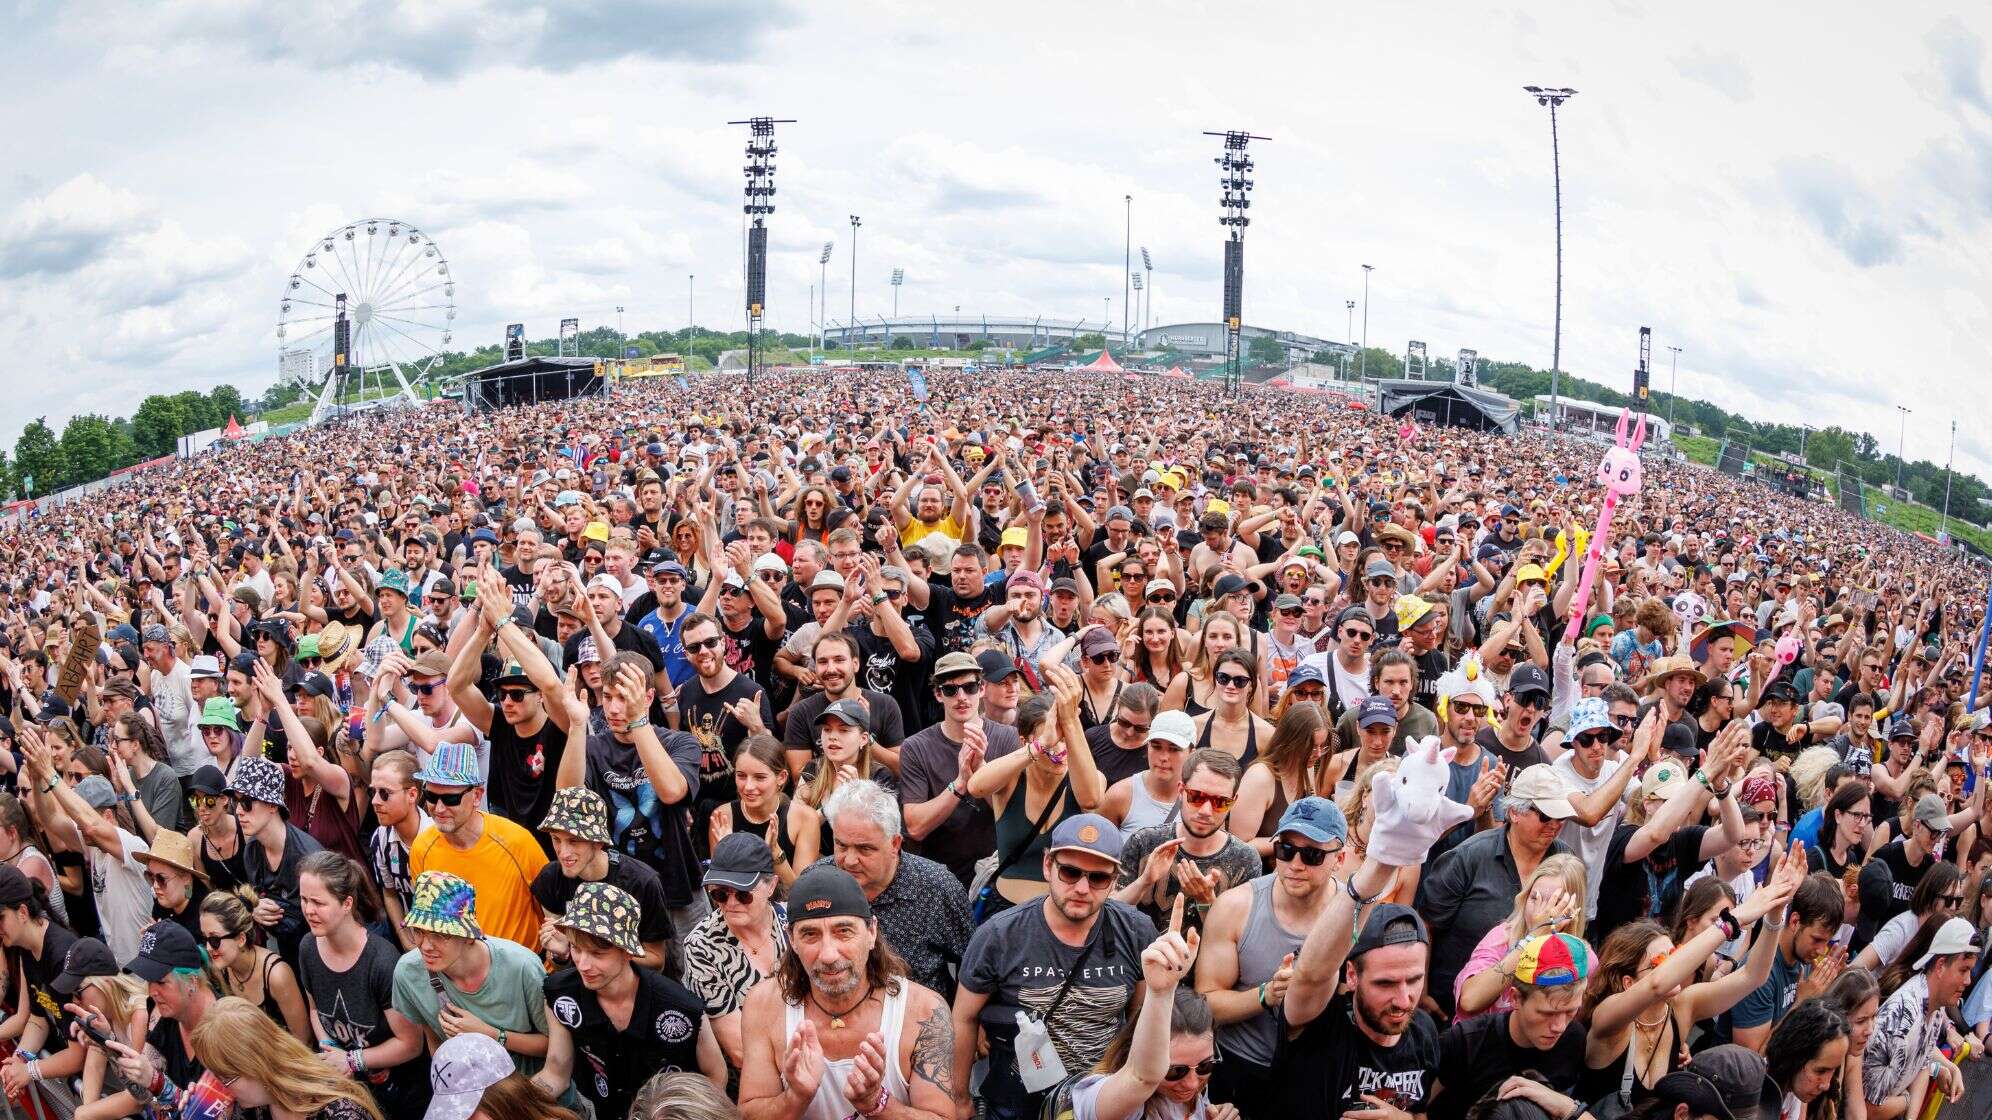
948, 781, 969, 800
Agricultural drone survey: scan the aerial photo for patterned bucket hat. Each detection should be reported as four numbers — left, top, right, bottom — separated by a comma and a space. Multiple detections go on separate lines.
376, 568, 412, 598
540, 787, 610, 845
225, 756, 286, 809
403, 871, 482, 940
413, 742, 485, 788
556, 881, 643, 955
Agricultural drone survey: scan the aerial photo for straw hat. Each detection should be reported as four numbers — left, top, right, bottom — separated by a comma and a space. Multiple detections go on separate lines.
135, 829, 208, 884
1638, 654, 1707, 693
314, 621, 358, 673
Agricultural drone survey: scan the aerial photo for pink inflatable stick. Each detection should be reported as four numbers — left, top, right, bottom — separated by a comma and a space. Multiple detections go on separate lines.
1562, 409, 1646, 644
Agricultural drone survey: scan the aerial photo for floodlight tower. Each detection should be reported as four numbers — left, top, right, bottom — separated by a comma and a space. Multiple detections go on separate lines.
1522, 85, 1577, 433
1206, 129, 1270, 395
731, 115, 792, 383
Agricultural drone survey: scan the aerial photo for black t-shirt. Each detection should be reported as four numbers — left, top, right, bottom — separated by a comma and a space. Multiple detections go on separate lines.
563, 621, 664, 675
782, 689, 908, 754
543, 965, 706, 1120
584, 728, 702, 907
1432, 1011, 1590, 1120
1857, 839, 1934, 944
926, 580, 995, 656
1474, 726, 1549, 773
300, 932, 431, 1113
1084, 723, 1152, 789
486, 714, 562, 847
677, 672, 774, 808
147, 1013, 205, 1093
718, 611, 783, 694
12, 921, 77, 1033
1276, 992, 1440, 1117
1412, 649, 1452, 713
529, 851, 676, 952
850, 617, 934, 731
1593, 823, 1709, 946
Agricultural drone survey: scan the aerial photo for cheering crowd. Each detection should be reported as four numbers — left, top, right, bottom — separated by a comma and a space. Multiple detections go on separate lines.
0, 365, 1986, 1120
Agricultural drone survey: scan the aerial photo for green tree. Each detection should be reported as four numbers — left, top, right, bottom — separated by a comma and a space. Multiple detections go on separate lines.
14, 418, 61, 498
1352, 347, 1404, 380
209, 384, 247, 425
1073, 333, 1107, 350
57, 414, 126, 487
1802, 426, 1857, 472
172, 390, 218, 434
130, 395, 191, 459
1246, 336, 1286, 367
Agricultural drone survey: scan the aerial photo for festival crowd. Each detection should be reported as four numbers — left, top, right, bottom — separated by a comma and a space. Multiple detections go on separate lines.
0, 366, 1985, 1120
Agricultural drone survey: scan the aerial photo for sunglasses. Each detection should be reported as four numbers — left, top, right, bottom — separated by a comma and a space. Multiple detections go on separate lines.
706, 885, 756, 907
1940, 893, 1967, 906
1215, 672, 1252, 690
1147, 592, 1178, 603
1366, 577, 1395, 588
685, 636, 725, 654
722, 585, 751, 596
498, 687, 533, 702
369, 785, 407, 801
758, 573, 785, 584
297, 657, 321, 668
144, 871, 176, 888
936, 680, 984, 698
1183, 789, 1236, 812
408, 680, 442, 696
1112, 715, 1152, 736
1277, 607, 1302, 618
1273, 839, 1337, 866
1051, 861, 1116, 889
1164, 1057, 1220, 1082
1087, 650, 1121, 665
202, 934, 235, 950
1610, 714, 1638, 729
420, 788, 472, 807
1574, 731, 1620, 749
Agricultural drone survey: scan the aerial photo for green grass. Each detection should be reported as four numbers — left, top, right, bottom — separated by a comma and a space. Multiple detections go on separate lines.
1675, 434, 1720, 466
257, 403, 312, 425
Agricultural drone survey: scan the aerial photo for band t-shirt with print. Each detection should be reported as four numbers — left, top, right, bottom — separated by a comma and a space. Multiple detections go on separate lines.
543, 965, 706, 1120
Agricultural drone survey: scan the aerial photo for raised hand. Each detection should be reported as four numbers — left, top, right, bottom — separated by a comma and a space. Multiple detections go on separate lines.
1139, 837, 1183, 887
1264, 952, 1297, 1008
842, 1030, 890, 1114
1141, 894, 1203, 993
784, 1018, 828, 1102
1174, 859, 1220, 907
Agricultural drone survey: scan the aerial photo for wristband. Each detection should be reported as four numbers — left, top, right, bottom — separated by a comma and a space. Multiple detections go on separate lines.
949, 781, 969, 800
1715, 907, 1742, 941
1345, 876, 1388, 906
1693, 768, 1711, 789
496, 1028, 508, 1049
1257, 981, 1270, 1009
355, 1046, 368, 1074
628, 716, 652, 730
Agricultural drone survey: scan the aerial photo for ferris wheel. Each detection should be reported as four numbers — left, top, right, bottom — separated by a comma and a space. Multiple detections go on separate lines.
275, 219, 456, 424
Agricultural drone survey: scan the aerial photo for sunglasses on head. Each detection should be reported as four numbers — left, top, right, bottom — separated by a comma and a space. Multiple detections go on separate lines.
1183, 789, 1236, 812
421, 788, 472, 807
685, 636, 725, 654
1274, 839, 1336, 866
936, 680, 983, 698
1164, 1057, 1220, 1082
706, 885, 756, 907
1051, 861, 1116, 889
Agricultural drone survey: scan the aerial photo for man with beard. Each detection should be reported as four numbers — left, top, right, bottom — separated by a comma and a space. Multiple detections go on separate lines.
534, 881, 725, 1120
738, 865, 956, 1120
1114, 749, 1263, 934
1196, 797, 1346, 1117
954, 815, 1156, 1120
782, 632, 906, 780
921, 543, 1002, 657
821, 556, 932, 745
634, 559, 698, 691
676, 612, 774, 809
1278, 839, 1441, 1120
973, 569, 1064, 680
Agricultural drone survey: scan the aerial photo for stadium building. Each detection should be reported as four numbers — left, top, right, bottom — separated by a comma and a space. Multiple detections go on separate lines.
819, 315, 1349, 362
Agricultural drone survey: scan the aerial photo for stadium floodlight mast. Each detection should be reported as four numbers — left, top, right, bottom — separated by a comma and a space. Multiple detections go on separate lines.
1523, 85, 1577, 434
818, 241, 834, 351
849, 216, 861, 351
730, 115, 792, 384
891, 268, 905, 318
1666, 345, 1682, 429
1140, 246, 1154, 339
1942, 419, 1957, 539
1122, 194, 1133, 345
1358, 265, 1373, 381
1344, 300, 1356, 379
1206, 129, 1270, 395
1895, 405, 1911, 490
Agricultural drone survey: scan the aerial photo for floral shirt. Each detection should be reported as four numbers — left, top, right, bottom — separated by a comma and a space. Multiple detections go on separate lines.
1864, 973, 1945, 1103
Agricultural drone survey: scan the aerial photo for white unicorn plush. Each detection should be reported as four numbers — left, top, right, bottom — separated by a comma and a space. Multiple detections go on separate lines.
1367, 735, 1475, 867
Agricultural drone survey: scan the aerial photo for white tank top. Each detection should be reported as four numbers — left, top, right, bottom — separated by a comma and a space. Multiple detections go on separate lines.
782, 980, 913, 1120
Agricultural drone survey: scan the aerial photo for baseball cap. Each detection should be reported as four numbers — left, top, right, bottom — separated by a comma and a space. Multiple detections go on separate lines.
1362, 556, 1396, 580
1349, 903, 1429, 959
1641, 757, 1691, 802
1211, 573, 1250, 599
1663, 1045, 1782, 1120
1887, 716, 1918, 740
975, 648, 1021, 682
424, 1033, 515, 1120
1147, 710, 1196, 749
1046, 813, 1124, 866
1509, 764, 1576, 819
74, 776, 117, 811
1276, 797, 1348, 846
1914, 793, 1951, 832
1079, 628, 1119, 657
788, 865, 873, 923
705, 832, 776, 890
51, 936, 119, 996
1357, 695, 1399, 728
1913, 916, 1981, 968
932, 651, 981, 681
1144, 578, 1179, 599
814, 698, 869, 728
188, 765, 228, 796
1511, 931, 1592, 987
1508, 663, 1551, 700
125, 920, 204, 982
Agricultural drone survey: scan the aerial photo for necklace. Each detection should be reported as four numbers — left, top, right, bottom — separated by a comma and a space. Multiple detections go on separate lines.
1634, 1005, 1669, 1030
808, 983, 873, 1029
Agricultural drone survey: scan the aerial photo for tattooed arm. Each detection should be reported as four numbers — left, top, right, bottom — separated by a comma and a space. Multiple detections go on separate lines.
899, 988, 956, 1120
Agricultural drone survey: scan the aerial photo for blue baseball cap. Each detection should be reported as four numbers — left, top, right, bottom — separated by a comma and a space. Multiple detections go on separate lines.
1276, 797, 1348, 846
1046, 813, 1124, 866
1285, 663, 1325, 689
468, 528, 500, 547
1357, 695, 1398, 728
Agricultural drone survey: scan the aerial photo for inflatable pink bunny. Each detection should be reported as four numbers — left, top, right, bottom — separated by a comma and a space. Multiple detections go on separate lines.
1562, 409, 1647, 643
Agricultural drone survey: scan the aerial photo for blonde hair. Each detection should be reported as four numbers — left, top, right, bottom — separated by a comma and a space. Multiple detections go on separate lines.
1790, 744, 1842, 810
78, 972, 147, 1038
1502, 852, 1588, 941
628, 1070, 740, 1120
189, 997, 383, 1119
801, 731, 879, 812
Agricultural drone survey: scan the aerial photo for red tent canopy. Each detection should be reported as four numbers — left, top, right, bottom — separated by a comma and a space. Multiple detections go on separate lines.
1164, 366, 1192, 380
220, 415, 245, 439
1081, 348, 1125, 374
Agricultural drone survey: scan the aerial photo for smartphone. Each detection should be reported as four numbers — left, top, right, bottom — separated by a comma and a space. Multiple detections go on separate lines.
72, 1011, 115, 1049
429, 975, 454, 1010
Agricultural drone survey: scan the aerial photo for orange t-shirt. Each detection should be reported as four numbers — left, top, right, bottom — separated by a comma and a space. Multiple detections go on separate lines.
409, 812, 549, 948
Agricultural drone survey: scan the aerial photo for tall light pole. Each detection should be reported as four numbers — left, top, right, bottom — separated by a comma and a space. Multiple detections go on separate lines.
1357, 265, 1373, 380
1122, 194, 1132, 344
615, 305, 624, 356
1799, 424, 1814, 462
817, 241, 834, 351
848, 216, 860, 351
1943, 419, 1957, 539
1140, 246, 1153, 338
891, 268, 904, 319
1665, 345, 1682, 430
1103, 297, 1112, 343
1895, 405, 1912, 491
1523, 85, 1577, 433
687, 274, 695, 345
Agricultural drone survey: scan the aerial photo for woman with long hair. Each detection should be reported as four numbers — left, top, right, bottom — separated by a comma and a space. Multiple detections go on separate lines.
1165, 610, 1248, 717
785, 484, 836, 545
1854, 862, 1963, 973
1128, 606, 1186, 692
709, 735, 819, 885
66, 956, 146, 1118
1453, 853, 1588, 1021
1228, 702, 1332, 859
0, 792, 68, 927
424, 1032, 580, 1120
187, 765, 245, 891
105, 711, 180, 841
1579, 851, 1806, 1113
294, 850, 427, 1115
0, 867, 84, 1116
251, 661, 362, 861
188, 995, 383, 1119
1669, 877, 1741, 984
1189, 649, 1272, 764
1766, 999, 1851, 1120
1806, 780, 1873, 885
1063, 900, 1210, 1120
967, 672, 1104, 909
200, 888, 313, 1044
797, 705, 895, 856
1821, 969, 1878, 1120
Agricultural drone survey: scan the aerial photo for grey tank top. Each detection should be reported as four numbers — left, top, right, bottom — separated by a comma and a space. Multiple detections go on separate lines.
1216, 874, 1309, 1067
1119, 777, 1177, 840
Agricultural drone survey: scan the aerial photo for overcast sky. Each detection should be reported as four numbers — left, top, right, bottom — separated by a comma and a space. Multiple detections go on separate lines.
2, 1, 1988, 481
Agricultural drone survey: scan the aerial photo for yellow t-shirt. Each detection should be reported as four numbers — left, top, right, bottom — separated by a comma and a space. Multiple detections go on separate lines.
409, 812, 549, 948
900, 514, 964, 549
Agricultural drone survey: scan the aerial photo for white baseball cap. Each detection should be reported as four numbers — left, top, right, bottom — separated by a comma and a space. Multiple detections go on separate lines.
1914, 917, 1982, 969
